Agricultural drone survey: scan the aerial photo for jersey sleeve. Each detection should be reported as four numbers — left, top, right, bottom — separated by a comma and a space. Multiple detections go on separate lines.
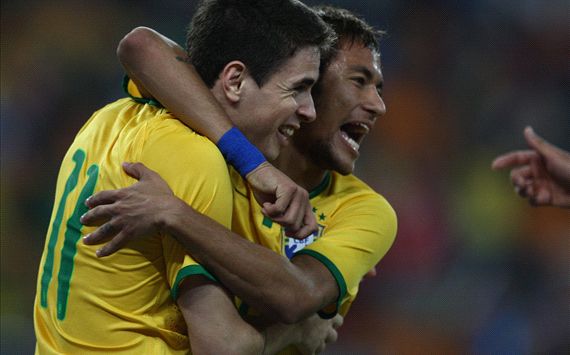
294, 193, 397, 317
137, 114, 233, 300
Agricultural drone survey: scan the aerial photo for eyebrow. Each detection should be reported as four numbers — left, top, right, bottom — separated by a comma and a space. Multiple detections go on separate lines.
349, 65, 373, 80
293, 77, 317, 88
349, 65, 383, 86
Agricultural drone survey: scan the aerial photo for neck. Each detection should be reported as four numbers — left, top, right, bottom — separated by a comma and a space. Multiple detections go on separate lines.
272, 144, 329, 192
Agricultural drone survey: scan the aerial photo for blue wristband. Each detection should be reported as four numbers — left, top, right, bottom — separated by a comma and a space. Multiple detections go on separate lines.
217, 127, 266, 177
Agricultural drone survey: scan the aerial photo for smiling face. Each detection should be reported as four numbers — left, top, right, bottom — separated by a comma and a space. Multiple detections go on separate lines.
233, 46, 321, 160
293, 41, 386, 174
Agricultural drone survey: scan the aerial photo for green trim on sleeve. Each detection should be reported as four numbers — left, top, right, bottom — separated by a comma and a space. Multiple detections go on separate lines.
292, 248, 347, 319
122, 75, 163, 107
171, 264, 218, 300
308, 172, 331, 199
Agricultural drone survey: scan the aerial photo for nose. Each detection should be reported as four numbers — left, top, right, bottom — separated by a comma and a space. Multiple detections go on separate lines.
296, 92, 317, 123
363, 87, 386, 119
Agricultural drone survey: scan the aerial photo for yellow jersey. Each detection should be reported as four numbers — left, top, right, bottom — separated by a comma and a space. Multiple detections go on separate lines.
231, 168, 397, 318
34, 95, 232, 354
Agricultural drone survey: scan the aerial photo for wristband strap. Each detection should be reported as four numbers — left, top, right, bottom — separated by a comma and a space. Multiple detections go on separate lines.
217, 127, 266, 177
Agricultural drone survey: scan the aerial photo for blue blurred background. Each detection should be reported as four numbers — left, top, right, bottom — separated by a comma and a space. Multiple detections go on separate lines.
1, 0, 568, 353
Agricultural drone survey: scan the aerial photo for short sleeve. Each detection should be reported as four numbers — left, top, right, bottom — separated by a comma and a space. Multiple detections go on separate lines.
295, 193, 397, 317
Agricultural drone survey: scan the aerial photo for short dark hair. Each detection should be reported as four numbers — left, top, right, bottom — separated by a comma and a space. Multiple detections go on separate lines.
187, 0, 334, 88
313, 5, 385, 69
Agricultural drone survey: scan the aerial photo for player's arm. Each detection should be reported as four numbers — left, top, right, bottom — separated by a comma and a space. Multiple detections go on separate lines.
176, 275, 342, 354
134, 122, 336, 354
118, 27, 317, 237
261, 313, 343, 354
118, 27, 231, 142
177, 277, 264, 354
83, 163, 338, 324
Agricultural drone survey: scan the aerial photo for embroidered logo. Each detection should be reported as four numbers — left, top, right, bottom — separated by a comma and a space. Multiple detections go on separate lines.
283, 224, 324, 259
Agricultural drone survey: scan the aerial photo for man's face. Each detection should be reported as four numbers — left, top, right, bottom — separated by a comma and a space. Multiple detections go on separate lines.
237, 47, 320, 160
294, 42, 385, 174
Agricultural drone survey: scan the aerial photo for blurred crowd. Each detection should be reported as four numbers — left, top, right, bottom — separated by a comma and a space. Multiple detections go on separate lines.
1, 0, 568, 353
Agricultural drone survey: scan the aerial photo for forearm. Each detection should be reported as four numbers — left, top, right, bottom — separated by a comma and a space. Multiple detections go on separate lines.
177, 276, 264, 354
117, 27, 232, 143
164, 198, 334, 323
261, 322, 301, 355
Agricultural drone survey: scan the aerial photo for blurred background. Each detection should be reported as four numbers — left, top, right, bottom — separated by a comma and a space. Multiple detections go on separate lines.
1, 0, 568, 353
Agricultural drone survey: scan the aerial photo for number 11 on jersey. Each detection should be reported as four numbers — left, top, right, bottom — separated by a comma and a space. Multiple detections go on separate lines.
40, 149, 99, 320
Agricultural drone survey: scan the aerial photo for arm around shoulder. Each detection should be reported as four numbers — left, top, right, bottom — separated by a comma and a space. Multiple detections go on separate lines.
117, 26, 233, 143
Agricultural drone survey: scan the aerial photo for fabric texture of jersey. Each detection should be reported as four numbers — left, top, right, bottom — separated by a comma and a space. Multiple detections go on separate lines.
34, 94, 232, 354
231, 167, 396, 351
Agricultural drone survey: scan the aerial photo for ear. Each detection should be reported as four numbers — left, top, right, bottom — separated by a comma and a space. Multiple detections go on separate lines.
220, 61, 248, 103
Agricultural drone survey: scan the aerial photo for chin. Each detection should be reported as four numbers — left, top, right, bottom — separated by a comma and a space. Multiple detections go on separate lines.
320, 155, 355, 175
333, 162, 355, 175
328, 151, 356, 175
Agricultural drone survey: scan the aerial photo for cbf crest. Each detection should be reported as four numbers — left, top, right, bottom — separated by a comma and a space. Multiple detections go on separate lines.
283, 224, 324, 259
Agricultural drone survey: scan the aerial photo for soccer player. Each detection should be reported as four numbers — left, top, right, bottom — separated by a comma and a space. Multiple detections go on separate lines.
33, 0, 334, 353
492, 126, 570, 208
82, 5, 397, 352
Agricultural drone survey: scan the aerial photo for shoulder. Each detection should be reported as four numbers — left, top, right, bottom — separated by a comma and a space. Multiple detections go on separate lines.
329, 172, 395, 218
136, 113, 231, 204
142, 113, 226, 166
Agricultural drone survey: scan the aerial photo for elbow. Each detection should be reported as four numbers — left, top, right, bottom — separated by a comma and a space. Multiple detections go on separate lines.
117, 26, 155, 67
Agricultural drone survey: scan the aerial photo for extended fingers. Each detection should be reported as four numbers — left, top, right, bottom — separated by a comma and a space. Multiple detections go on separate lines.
80, 205, 115, 226
524, 126, 557, 159
85, 190, 121, 209
530, 186, 552, 207
510, 165, 532, 188
83, 221, 118, 246
95, 231, 130, 257
492, 150, 538, 170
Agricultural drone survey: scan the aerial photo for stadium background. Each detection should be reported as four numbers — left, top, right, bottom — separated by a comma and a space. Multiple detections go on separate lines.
1, 0, 568, 353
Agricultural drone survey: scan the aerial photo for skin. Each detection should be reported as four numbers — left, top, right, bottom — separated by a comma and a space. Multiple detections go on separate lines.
177, 47, 324, 353
117, 29, 328, 353
492, 126, 570, 208
118, 27, 318, 239
275, 41, 385, 189
82, 36, 384, 311
220, 47, 320, 161
81, 32, 385, 352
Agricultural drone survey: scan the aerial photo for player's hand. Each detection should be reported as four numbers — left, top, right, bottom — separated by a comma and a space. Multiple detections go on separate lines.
246, 162, 317, 239
295, 313, 343, 355
81, 162, 180, 257
492, 127, 570, 208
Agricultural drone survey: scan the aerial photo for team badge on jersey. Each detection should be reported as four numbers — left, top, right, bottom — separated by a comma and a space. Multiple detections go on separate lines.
283, 224, 324, 259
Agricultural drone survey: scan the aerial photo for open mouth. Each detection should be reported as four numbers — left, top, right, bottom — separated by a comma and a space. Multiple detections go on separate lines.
278, 125, 296, 138
340, 122, 369, 152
